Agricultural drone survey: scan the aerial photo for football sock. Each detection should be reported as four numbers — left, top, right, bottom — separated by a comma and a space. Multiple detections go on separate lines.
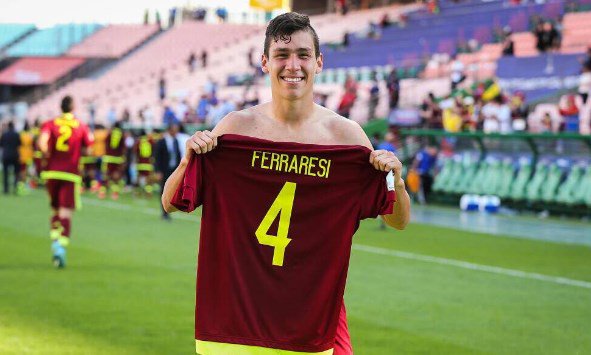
50, 215, 62, 240
58, 217, 71, 247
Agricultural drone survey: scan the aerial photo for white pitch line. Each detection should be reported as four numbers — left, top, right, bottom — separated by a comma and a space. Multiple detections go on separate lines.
353, 244, 591, 290
82, 198, 199, 222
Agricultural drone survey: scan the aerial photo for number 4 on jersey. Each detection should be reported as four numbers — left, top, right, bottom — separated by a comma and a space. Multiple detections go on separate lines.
255, 182, 296, 267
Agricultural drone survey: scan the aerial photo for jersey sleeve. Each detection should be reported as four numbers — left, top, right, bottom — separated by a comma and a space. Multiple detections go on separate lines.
358, 168, 396, 219
82, 124, 93, 147
170, 154, 203, 212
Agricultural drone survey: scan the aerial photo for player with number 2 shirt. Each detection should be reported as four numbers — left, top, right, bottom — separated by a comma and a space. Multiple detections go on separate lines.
39, 95, 93, 268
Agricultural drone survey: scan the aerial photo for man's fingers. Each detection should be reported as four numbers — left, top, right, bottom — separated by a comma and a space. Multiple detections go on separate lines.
192, 136, 209, 154
370, 150, 386, 164
202, 130, 217, 149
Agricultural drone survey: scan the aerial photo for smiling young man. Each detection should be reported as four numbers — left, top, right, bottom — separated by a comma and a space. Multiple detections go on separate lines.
162, 12, 410, 354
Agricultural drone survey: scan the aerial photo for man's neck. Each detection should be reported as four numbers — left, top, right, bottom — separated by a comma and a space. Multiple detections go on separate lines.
270, 94, 315, 124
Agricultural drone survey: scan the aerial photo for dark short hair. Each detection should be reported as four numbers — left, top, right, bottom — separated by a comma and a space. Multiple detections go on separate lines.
61, 95, 74, 113
264, 12, 320, 58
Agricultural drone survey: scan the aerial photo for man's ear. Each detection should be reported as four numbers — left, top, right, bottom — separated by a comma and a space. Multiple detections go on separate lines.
315, 53, 323, 74
261, 54, 269, 73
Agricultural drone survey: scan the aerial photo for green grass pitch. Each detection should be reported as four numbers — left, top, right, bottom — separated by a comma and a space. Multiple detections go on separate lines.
1, 191, 590, 354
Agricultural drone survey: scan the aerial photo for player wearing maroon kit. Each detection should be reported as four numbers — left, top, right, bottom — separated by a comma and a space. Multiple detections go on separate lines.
99, 122, 126, 200
135, 130, 155, 196
163, 13, 410, 354
39, 96, 93, 268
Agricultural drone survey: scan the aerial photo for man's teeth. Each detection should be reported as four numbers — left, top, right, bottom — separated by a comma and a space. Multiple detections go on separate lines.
283, 77, 302, 82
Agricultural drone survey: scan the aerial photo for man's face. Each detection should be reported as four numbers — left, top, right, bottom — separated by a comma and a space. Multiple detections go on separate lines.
262, 30, 323, 101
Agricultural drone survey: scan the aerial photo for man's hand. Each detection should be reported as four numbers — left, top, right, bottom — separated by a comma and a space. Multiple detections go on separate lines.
186, 130, 217, 159
370, 150, 403, 185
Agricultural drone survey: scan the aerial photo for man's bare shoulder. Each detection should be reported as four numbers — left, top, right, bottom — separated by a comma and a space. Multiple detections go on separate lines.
317, 106, 372, 148
211, 106, 261, 136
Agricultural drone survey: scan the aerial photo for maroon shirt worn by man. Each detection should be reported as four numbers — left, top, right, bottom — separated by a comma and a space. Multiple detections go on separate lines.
172, 134, 395, 353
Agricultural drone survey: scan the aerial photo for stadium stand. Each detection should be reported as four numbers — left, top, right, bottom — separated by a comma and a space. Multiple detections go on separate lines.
27, 22, 263, 121
560, 11, 591, 54
0, 24, 35, 51
0, 57, 85, 85
66, 24, 160, 58
322, 1, 564, 69
6, 23, 101, 57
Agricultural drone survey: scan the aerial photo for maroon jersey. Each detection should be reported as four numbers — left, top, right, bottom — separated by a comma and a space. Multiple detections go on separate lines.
105, 128, 125, 157
135, 136, 154, 166
171, 134, 394, 353
41, 113, 92, 174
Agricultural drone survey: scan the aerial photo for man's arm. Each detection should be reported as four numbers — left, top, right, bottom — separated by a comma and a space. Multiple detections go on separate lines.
161, 130, 217, 213
38, 131, 50, 156
370, 150, 411, 230
342, 119, 410, 230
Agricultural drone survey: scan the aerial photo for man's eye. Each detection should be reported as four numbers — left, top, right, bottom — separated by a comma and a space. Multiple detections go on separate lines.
299, 54, 310, 59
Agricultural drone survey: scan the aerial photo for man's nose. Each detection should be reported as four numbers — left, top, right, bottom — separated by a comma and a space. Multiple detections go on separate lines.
285, 54, 301, 71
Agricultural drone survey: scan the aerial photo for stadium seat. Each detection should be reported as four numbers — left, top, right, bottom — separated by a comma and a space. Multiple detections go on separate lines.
433, 158, 455, 192
555, 165, 584, 205
540, 163, 564, 202
496, 159, 516, 199
525, 162, 549, 202
509, 160, 532, 201
452, 159, 480, 194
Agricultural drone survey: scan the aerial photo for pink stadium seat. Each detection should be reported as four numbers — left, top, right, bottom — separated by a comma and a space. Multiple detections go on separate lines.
67, 25, 159, 58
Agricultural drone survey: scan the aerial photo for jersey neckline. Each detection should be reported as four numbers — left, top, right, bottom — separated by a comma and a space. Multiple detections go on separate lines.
219, 133, 372, 153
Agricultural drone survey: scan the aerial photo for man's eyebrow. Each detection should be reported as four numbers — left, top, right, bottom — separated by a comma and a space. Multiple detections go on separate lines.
272, 47, 312, 53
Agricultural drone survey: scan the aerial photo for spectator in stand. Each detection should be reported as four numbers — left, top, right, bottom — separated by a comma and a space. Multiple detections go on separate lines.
336, 0, 348, 15
450, 55, 466, 90
155, 10, 162, 30
196, 95, 209, 123
441, 97, 463, 133
420, 92, 442, 129
342, 31, 350, 48
377, 131, 397, 153
581, 46, 591, 71
121, 108, 131, 123
338, 75, 358, 118
558, 93, 582, 132
175, 99, 189, 122
501, 30, 514, 56
162, 103, 179, 126
0, 121, 20, 195
380, 13, 391, 28
194, 8, 207, 21
168, 7, 177, 28
188, 52, 196, 73
386, 69, 400, 110
427, 0, 439, 14
579, 65, 591, 105
107, 106, 117, 127
368, 76, 380, 121
482, 97, 500, 133
496, 95, 513, 134
216, 7, 228, 23
247, 47, 255, 68
143, 105, 154, 132
159, 70, 167, 101
201, 49, 208, 68
367, 21, 381, 39
535, 21, 559, 52
540, 113, 553, 133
